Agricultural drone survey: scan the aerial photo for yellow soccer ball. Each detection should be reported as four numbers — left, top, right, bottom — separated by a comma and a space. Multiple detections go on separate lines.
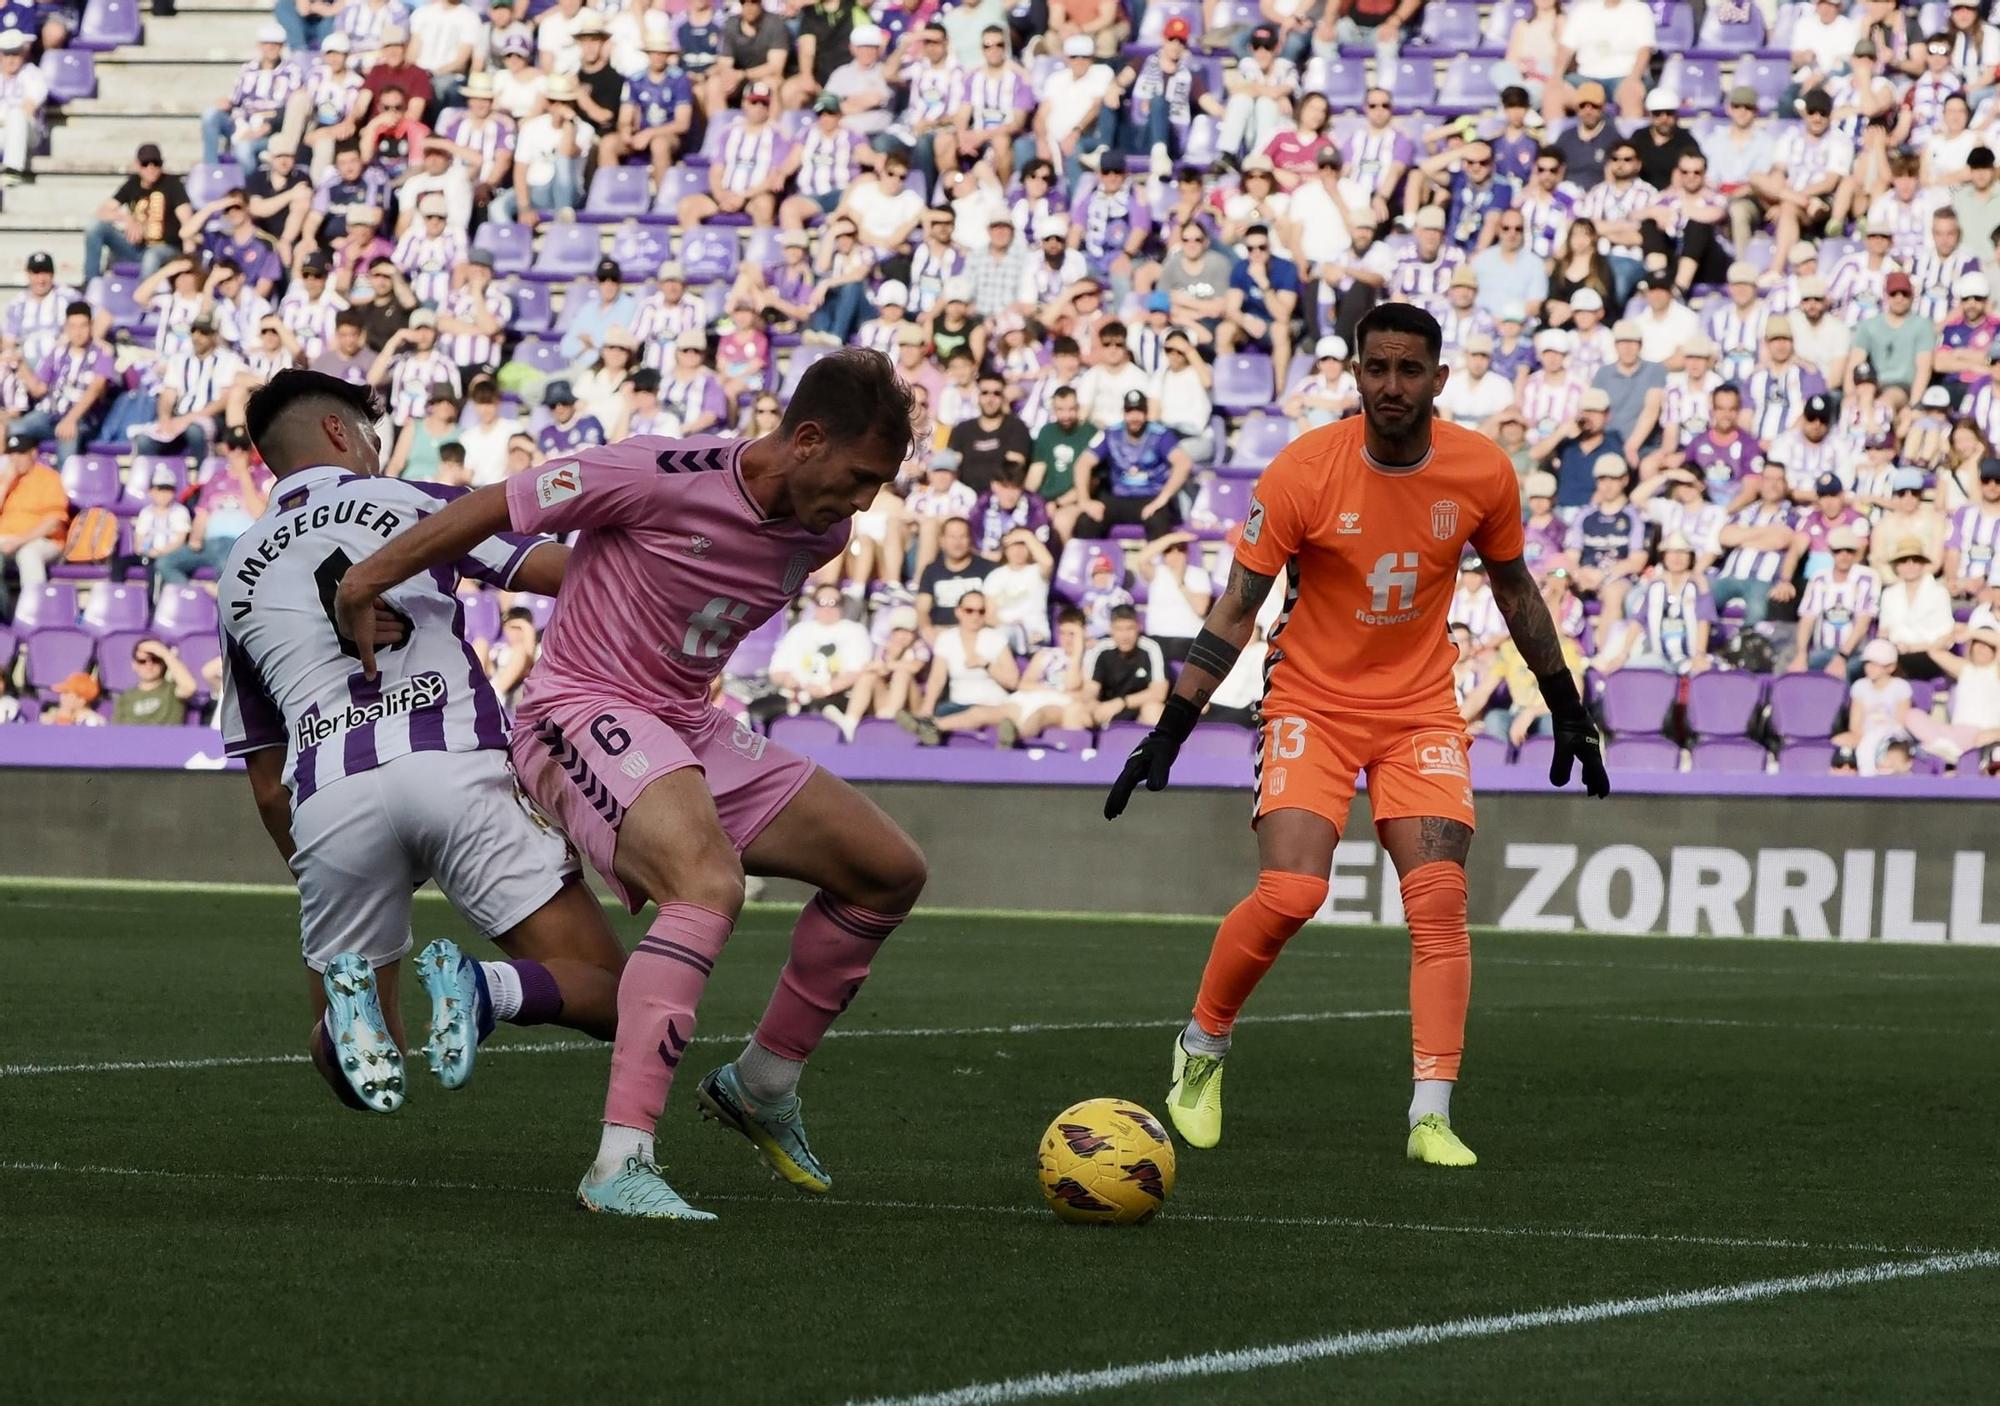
1035, 1098, 1177, 1226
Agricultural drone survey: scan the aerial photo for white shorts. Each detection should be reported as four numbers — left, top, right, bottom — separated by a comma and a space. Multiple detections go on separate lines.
287, 748, 580, 972
851, 510, 890, 545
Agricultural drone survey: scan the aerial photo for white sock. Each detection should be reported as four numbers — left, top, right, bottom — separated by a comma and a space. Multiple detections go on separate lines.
478, 961, 522, 1021
591, 1123, 655, 1180
1409, 1079, 1452, 1128
1180, 1019, 1231, 1057
736, 1039, 804, 1105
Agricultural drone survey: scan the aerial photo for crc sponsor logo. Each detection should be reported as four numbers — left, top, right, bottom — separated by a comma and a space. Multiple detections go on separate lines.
1412, 731, 1469, 778
726, 718, 768, 762
1431, 499, 1460, 541
535, 463, 581, 508
294, 672, 447, 752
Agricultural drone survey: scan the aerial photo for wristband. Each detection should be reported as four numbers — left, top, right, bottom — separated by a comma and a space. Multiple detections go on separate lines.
1184, 626, 1243, 682
1157, 694, 1200, 743
1536, 666, 1587, 721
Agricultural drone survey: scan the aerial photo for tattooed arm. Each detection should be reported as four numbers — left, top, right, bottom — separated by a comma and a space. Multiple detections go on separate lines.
1487, 552, 1611, 797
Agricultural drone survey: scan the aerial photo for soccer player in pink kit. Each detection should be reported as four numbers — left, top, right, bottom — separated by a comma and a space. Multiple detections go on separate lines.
334, 350, 927, 1220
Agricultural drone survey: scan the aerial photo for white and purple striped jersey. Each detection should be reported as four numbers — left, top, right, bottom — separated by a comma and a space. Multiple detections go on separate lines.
306, 57, 365, 129
1800, 566, 1879, 653
1567, 322, 1615, 387
1827, 253, 1898, 326
1437, 304, 1497, 361
1447, 583, 1506, 647
1341, 125, 1415, 199
635, 291, 707, 369
1519, 370, 1584, 443
338, 0, 411, 56
1866, 190, 1946, 266
1719, 501, 1798, 581
438, 109, 516, 187
391, 225, 468, 308
386, 346, 461, 425
1515, 182, 1582, 260
1908, 240, 1981, 325
1767, 426, 1850, 494
5, 283, 79, 366
896, 56, 964, 136
219, 466, 547, 805
441, 282, 513, 368
1705, 301, 1769, 385
1388, 246, 1466, 317
226, 57, 302, 128
1745, 364, 1821, 443
1772, 127, 1853, 192
1578, 177, 1657, 262
1907, 72, 1963, 143
1631, 575, 1715, 665
716, 121, 782, 194
794, 124, 863, 200
163, 346, 246, 417
277, 286, 348, 361
1947, 503, 2000, 579
1644, 495, 1728, 559
961, 65, 1031, 130
0, 59, 46, 124
1661, 368, 1722, 445
907, 240, 965, 316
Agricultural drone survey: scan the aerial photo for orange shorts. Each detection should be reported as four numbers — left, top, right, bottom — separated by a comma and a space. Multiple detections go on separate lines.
1252, 703, 1476, 835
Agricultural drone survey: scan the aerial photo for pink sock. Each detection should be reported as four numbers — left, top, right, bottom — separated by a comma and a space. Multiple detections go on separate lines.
753, 892, 906, 1061
601, 902, 734, 1133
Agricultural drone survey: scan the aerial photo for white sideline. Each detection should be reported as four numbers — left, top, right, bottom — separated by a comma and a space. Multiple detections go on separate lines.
848, 1251, 2000, 1406
0, 1159, 1957, 1260
0, 1008, 1407, 1079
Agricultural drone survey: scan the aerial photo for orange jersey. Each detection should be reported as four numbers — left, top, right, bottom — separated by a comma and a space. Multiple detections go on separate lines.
1235, 416, 1524, 717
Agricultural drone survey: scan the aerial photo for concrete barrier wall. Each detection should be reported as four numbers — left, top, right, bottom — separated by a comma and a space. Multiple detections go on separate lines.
4, 769, 1996, 943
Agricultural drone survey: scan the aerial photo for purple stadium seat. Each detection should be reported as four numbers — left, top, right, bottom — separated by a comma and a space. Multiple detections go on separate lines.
1655, 3, 1695, 50
460, 590, 501, 646
78, 0, 142, 50
41, 49, 96, 102
1183, 725, 1252, 758
768, 714, 842, 751
81, 583, 150, 638
582, 165, 653, 222
176, 631, 220, 695
151, 584, 217, 642
62, 453, 123, 512
505, 278, 552, 333
724, 613, 785, 676
610, 222, 672, 281
853, 717, 919, 748
185, 162, 244, 208
1665, 58, 1723, 111
1598, 668, 1677, 736
1054, 537, 1122, 602
529, 223, 602, 282
679, 227, 739, 285
740, 226, 784, 272
1605, 735, 1682, 772
1767, 672, 1845, 740
1139, 0, 1205, 44
1467, 733, 1505, 769
87, 273, 145, 331
1513, 735, 1555, 772
1952, 750, 1998, 781
1692, 737, 1770, 773
510, 339, 568, 380
1739, 58, 1789, 115
1313, 56, 1368, 108
1696, 5, 1765, 54
0, 624, 13, 671
24, 628, 92, 689
1684, 670, 1763, 738
1032, 727, 1094, 753
14, 583, 79, 630
1229, 412, 1292, 472
1180, 114, 1220, 170
1212, 353, 1275, 414
1776, 741, 1835, 774
1436, 57, 1499, 114
550, 277, 595, 332
1187, 476, 1251, 538
654, 165, 710, 219
474, 221, 534, 275
95, 629, 147, 692
1386, 60, 1436, 109
697, 111, 743, 164
779, 344, 836, 399
1413, 2, 1484, 54
1100, 720, 1152, 755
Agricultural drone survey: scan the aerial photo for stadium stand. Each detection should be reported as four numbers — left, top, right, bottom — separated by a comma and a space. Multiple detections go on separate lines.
0, 0, 1997, 782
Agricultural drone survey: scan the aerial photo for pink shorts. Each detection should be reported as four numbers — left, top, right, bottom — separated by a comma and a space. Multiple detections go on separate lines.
509, 700, 816, 912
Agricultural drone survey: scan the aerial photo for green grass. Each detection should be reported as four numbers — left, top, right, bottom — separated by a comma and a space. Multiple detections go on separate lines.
3, 880, 1997, 1404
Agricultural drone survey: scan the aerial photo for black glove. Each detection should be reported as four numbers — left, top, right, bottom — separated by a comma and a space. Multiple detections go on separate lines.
1539, 668, 1611, 798
1103, 695, 1200, 819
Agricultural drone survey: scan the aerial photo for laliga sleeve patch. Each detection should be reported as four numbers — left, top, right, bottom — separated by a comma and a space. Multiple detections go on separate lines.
1412, 731, 1470, 778
1243, 497, 1266, 545
536, 463, 582, 508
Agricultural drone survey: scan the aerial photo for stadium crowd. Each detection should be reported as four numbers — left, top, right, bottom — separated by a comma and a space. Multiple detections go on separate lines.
1, 0, 1998, 777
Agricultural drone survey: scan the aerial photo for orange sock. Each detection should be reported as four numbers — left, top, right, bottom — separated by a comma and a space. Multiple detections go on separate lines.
1403, 861, 1470, 1083
1191, 869, 1329, 1036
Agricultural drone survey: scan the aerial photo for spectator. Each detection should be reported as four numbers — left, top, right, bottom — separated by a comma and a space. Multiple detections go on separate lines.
1006, 605, 1095, 743
1902, 624, 2000, 769
1284, 334, 1357, 430
113, 639, 197, 726
1791, 528, 1880, 675
386, 386, 461, 481
1868, 467, 1948, 574
1566, 453, 1648, 647
1558, 0, 1654, 120
771, 584, 876, 738
155, 426, 268, 584
947, 370, 1033, 493
1077, 547, 1135, 636
1027, 383, 1093, 540
13, 300, 113, 466
1834, 638, 1911, 773
0, 29, 46, 188
83, 144, 191, 280
1083, 603, 1167, 726
1220, 221, 1300, 386
1944, 458, 2000, 594
1596, 534, 1717, 675
1150, 330, 1216, 458
1073, 388, 1193, 540
1754, 89, 1853, 274
1682, 383, 1766, 504
848, 604, 930, 725
904, 587, 1022, 744
1135, 530, 1212, 664
408, 0, 482, 110
368, 308, 458, 427
914, 510, 986, 636
661, 329, 729, 436
503, 73, 592, 225
1714, 462, 1805, 627
310, 311, 373, 386
133, 312, 243, 460
39, 672, 103, 728
1539, 385, 1623, 509
0, 432, 65, 605
204, 23, 299, 173
981, 526, 1054, 650
1877, 536, 1957, 678
114, 465, 191, 597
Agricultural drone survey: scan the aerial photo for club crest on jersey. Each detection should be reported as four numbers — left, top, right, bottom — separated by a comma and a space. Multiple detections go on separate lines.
1412, 731, 1470, 778
781, 551, 816, 595
536, 463, 582, 508
619, 751, 650, 779
1243, 498, 1266, 545
1431, 500, 1460, 541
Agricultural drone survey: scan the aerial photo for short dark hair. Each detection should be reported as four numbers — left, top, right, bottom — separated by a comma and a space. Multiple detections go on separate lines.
1099, 319, 1128, 342
780, 347, 917, 463
1057, 606, 1086, 628
246, 368, 379, 471
1051, 384, 1079, 401
1713, 382, 1743, 405
1354, 302, 1443, 362
334, 311, 364, 331
1109, 604, 1139, 624
503, 606, 534, 624
438, 442, 466, 464
64, 300, 92, 321
977, 370, 1006, 388
1051, 335, 1081, 358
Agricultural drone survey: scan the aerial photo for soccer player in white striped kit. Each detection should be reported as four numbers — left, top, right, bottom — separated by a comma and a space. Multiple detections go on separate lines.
219, 370, 626, 1115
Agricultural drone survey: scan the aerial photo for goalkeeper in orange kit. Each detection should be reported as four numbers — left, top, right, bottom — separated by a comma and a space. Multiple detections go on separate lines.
1104, 303, 1610, 1166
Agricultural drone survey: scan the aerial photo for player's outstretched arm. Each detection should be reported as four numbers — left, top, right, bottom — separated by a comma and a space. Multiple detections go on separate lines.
1486, 553, 1610, 798
335, 483, 514, 678
1103, 560, 1275, 820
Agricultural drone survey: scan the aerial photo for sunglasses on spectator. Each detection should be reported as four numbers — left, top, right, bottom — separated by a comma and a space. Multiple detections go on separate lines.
958, 603, 985, 614
1099, 334, 1126, 346
1577, 99, 1603, 108
1182, 232, 1206, 244
1834, 546, 1858, 553
1463, 157, 1490, 168
1889, 289, 1912, 297
1534, 162, 1559, 173
134, 652, 163, 666
1895, 487, 1921, 496
1499, 221, 1524, 232
982, 39, 1005, 49
1246, 240, 1270, 252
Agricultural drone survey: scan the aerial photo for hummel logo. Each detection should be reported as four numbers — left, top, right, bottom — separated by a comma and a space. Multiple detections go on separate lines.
685, 534, 712, 558
1338, 512, 1362, 535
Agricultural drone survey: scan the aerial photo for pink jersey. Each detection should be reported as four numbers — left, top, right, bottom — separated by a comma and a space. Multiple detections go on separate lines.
504, 435, 851, 727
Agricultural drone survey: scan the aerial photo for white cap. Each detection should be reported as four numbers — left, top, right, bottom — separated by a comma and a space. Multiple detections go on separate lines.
1570, 288, 1603, 313
256, 21, 287, 44
1063, 34, 1095, 57
1036, 214, 1070, 239
1534, 328, 1571, 353
1592, 451, 1629, 477
850, 24, 886, 47
1413, 206, 1447, 231
323, 32, 351, 51
1314, 334, 1347, 360
1958, 272, 1993, 299
943, 276, 973, 303
1645, 88, 1680, 113
875, 279, 908, 307
1921, 385, 1952, 408
0, 30, 31, 50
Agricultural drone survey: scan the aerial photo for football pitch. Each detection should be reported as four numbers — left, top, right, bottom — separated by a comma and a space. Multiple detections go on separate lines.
4, 880, 1996, 1404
